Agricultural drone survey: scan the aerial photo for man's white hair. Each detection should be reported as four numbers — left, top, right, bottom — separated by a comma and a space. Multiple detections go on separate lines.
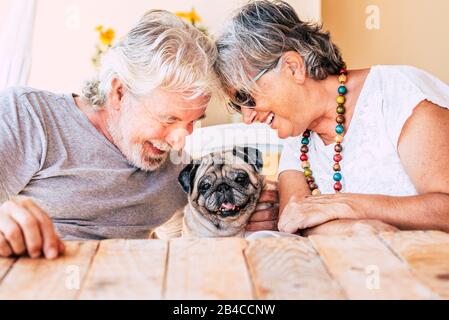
82, 10, 219, 108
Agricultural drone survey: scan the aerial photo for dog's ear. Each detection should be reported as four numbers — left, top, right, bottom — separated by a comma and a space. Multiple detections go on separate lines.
178, 162, 200, 194
233, 146, 264, 173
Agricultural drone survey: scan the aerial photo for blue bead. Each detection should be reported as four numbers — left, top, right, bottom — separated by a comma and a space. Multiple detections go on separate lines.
301, 137, 310, 145
338, 86, 347, 95
333, 172, 342, 181
336, 125, 345, 134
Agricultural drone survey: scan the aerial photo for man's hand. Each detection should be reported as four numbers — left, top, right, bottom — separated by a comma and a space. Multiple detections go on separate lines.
0, 196, 65, 259
278, 193, 364, 234
246, 180, 279, 232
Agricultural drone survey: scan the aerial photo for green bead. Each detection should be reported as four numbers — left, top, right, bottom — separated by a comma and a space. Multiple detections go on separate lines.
304, 168, 313, 177
333, 172, 342, 181
338, 86, 347, 95
301, 137, 310, 145
337, 106, 345, 114
336, 124, 345, 134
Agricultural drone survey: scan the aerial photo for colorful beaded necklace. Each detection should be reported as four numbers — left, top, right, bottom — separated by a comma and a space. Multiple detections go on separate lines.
300, 66, 348, 195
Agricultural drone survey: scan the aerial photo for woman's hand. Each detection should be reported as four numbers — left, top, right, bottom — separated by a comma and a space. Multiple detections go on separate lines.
278, 193, 365, 234
301, 219, 399, 237
0, 196, 65, 259
246, 180, 279, 231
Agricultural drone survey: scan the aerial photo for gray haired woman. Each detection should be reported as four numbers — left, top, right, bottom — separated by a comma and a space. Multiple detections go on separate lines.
214, 0, 449, 235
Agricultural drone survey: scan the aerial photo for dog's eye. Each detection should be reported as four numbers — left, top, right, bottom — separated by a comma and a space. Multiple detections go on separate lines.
199, 182, 211, 193
234, 173, 249, 185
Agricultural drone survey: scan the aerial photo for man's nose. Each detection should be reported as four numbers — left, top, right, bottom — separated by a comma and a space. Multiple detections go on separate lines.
241, 107, 257, 124
166, 128, 189, 151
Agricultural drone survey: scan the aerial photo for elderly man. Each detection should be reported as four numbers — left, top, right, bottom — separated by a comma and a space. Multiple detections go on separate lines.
0, 10, 279, 260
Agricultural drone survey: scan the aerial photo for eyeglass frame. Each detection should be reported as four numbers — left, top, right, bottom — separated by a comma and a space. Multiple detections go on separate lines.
227, 58, 281, 113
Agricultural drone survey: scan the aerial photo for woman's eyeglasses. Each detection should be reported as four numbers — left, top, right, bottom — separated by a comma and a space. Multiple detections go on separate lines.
227, 60, 279, 113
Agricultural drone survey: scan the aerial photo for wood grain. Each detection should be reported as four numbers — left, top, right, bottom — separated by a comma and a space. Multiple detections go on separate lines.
165, 237, 253, 300
310, 234, 437, 299
244, 237, 345, 299
380, 231, 449, 299
0, 241, 98, 300
78, 239, 168, 299
0, 258, 16, 283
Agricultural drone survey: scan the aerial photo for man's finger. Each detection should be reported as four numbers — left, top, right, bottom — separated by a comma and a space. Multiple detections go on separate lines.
0, 213, 26, 255
9, 204, 43, 259
258, 190, 279, 203
246, 220, 278, 231
249, 207, 278, 222
59, 240, 65, 255
23, 200, 60, 260
0, 231, 13, 257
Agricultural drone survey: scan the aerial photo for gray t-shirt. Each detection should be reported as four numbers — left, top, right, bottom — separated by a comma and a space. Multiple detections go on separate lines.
0, 87, 187, 240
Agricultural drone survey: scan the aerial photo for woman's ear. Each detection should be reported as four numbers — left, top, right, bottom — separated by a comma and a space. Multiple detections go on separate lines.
282, 51, 306, 85
109, 78, 124, 110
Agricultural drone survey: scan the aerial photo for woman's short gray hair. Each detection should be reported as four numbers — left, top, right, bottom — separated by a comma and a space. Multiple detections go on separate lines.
82, 10, 218, 109
214, 0, 344, 98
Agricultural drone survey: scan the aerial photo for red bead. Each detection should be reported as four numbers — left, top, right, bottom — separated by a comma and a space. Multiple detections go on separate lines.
306, 176, 315, 183
340, 68, 347, 74
301, 145, 309, 153
333, 154, 342, 162
334, 182, 343, 191
300, 154, 308, 161
303, 131, 311, 138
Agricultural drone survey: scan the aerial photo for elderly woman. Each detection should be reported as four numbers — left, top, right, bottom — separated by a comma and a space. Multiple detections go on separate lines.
214, 0, 449, 235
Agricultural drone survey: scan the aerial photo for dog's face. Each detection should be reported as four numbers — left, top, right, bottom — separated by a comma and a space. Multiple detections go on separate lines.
179, 147, 264, 231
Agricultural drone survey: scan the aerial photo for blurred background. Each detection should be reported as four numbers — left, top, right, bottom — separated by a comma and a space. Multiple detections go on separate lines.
1, 0, 448, 127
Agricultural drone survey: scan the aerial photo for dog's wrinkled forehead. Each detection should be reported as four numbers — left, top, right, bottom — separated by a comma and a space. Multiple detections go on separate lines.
201, 150, 252, 170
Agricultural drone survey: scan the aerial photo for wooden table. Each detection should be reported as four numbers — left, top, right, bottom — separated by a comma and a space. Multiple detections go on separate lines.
0, 231, 448, 300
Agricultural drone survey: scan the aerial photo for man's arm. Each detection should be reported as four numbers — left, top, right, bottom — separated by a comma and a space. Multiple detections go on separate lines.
0, 89, 64, 259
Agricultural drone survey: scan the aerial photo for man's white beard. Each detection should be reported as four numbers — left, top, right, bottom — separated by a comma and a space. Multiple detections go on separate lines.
107, 114, 171, 172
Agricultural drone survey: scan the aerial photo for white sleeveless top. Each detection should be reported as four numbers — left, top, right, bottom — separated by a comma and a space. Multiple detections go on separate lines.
278, 65, 449, 196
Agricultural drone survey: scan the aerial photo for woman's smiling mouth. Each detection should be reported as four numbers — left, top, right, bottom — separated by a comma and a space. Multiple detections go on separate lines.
264, 112, 276, 128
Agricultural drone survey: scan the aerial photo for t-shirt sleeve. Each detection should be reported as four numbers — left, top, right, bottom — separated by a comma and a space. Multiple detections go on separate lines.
0, 88, 46, 203
277, 137, 302, 176
381, 66, 449, 149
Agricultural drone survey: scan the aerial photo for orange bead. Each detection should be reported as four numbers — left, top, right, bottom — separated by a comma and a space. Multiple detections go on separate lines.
338, 74, 347, 84
335, 135, 344, 143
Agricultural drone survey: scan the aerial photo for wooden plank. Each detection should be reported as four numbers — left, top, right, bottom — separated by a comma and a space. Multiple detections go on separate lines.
244, 237, 345, 299
0, 241, 98, 300
310, 234, 437, 299
165, 238, 253, 300
380, 231, 449, 299
78, 239, 168, 300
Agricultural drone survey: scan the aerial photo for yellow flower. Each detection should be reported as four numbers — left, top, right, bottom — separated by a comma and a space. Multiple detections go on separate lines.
95, 26, 116, 47
175, 8, 202, 25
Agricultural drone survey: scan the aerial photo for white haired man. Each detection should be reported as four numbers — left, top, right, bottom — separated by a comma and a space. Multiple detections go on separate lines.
0, 10, 280, 260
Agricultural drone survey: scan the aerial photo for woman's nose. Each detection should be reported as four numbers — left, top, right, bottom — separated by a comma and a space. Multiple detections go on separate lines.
241, 107, 257, 124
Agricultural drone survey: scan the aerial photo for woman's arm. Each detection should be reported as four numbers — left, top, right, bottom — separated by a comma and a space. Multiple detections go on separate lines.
279, 170, 310, 214
279, 100, 449, 233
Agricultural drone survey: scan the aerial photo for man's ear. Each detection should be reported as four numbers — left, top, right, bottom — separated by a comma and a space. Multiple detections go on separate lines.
282, 51, 306, 84
178, 162, 200, 194
233, 146, 264, 173
110, 78, 124, 110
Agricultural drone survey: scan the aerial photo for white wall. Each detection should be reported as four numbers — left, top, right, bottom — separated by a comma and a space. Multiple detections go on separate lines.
25, 0, 320, 94
1, 0, 320, 125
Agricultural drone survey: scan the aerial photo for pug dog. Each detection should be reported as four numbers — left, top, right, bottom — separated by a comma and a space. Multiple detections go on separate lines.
178, 146, 265, 238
